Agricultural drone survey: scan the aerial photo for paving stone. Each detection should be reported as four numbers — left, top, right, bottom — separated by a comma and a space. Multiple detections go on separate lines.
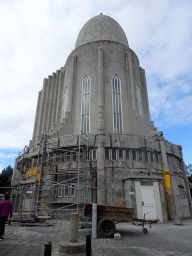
0, 220, 192, 256
118, 251, 135, 256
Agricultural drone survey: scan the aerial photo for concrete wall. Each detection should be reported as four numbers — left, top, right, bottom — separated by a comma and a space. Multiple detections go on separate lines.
58, 41, 154, 137
31, 40, 158, 146
14, 133, 192, 220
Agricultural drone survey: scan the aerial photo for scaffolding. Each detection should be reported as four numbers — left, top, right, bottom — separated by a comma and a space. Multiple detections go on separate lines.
12, 133, 93, 219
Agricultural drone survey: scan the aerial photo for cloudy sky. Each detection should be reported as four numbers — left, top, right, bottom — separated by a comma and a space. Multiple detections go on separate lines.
0, 0, 192, 172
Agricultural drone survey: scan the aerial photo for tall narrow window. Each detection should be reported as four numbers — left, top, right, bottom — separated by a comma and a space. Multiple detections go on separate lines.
112, 149, 116, 160
73, 152, 76, 161
92, 150, 96, 160
132, 150, 136, 161
136, 84, 143, 117
119, 150, 123, 161
105, 149, 109, 160
112, 75, 123, 133
81, 76, 91, 133
126, 150, 130, 160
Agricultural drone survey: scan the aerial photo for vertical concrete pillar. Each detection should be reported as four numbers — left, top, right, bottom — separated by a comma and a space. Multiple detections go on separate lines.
59, 212, 86, 253
97, 47, 104, 133
97, 135, 105, 205
92, 203, 97, 239
44, 75, 52, 133
37, 79, 47, 139
55, 71, 65, 129
70, 56, 77, 133
125, 52, 134, 133
68, 56, 77, 114
32, 91, 41, 143
36, 88, 45, 141
70, 213, 78, 242
92, 170, 97, 203
139, 68, 151, 126
50, 70, 60, 131
47, 72, 56, 132
39, 78, 49, 136
127, 51, 137, 112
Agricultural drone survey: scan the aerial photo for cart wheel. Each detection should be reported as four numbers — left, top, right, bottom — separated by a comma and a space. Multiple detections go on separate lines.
98, 218, 115, 238
143, 228, 147, 234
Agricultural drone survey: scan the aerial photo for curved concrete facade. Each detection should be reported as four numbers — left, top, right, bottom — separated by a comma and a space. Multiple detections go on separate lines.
32, 41, 155, 141
12, 15, 192, 221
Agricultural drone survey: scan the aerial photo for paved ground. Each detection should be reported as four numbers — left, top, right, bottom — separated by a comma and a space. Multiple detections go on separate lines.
0, 219, 191, 256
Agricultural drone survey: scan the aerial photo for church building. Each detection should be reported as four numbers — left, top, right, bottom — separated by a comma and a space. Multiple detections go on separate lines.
12, 14, 192, 221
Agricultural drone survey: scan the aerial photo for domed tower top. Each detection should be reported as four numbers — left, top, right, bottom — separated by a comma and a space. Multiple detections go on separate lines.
75, 14, 129, 49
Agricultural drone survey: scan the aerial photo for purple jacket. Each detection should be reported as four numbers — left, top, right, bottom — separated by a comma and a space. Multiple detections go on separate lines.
0, 200, 13, 217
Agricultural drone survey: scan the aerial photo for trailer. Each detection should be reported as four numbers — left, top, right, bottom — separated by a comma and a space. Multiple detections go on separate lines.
84, 203, 159, 238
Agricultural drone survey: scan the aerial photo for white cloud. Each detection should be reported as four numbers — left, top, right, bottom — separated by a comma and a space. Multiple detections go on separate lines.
0, 153, 18, 159
116, 0, 192, 80
148, 77, 192, 129
0, 0, 192, 154
0, 5, 19, 49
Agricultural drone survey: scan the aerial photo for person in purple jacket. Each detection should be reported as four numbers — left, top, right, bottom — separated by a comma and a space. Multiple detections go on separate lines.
0, 194, 13, 240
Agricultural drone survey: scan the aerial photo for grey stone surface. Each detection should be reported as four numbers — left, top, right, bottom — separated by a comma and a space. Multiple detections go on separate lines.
59, 241, 86, 253
0, 219, 191, 255
11, 14, 192, 229
174, 217, 183, 225
75, 14, 129, 49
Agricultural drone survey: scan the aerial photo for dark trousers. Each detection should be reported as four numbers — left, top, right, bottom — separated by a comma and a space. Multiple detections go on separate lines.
0, 216, 8, 237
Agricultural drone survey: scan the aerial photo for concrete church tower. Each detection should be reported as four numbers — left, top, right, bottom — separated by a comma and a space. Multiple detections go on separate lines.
32, 14, 156, 142
12, 14, 192, 222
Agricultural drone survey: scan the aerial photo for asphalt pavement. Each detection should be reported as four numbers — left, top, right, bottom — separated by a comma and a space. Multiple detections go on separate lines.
0, 218, 191, 256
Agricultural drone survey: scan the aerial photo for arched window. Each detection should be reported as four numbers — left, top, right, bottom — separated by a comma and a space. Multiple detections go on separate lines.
81, 76, 91, 133
112, 75, 123, 133
136, 84, 142, 117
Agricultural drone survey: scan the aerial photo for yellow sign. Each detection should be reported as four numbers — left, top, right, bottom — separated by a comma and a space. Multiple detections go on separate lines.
163, 171, 171, 189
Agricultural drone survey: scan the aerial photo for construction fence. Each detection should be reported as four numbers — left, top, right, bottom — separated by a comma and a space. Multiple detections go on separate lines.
0, 185, 137, 220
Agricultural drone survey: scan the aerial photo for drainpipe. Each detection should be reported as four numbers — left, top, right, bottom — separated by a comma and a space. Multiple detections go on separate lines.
159, 139, 172, 220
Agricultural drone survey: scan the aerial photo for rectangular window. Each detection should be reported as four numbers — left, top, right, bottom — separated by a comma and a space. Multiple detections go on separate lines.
156, 153, 158, 163
73, 152, 76, 161
56, 152, 60, 163
49, 152, 53, 164
92, 149, 96, 160
132, 150, 136, 161
64, 185, 69, 197
105, 149, 109, 160
58, 185, 64, 197
126, 150, 129, 160
119, 150, 123, 161
66, 152, 70, 162
58, 186, 61, 197
150, 152, 154, 162
61, 154, 64, 162
70, 184, 75, 197
139, 151, 142, 162
80, 150, 83, 161
85, 150, 89, 161
112, 75, 123, 133
145, 151, 148, 162
81, 77, 90, 133
112, 149, 116, 160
